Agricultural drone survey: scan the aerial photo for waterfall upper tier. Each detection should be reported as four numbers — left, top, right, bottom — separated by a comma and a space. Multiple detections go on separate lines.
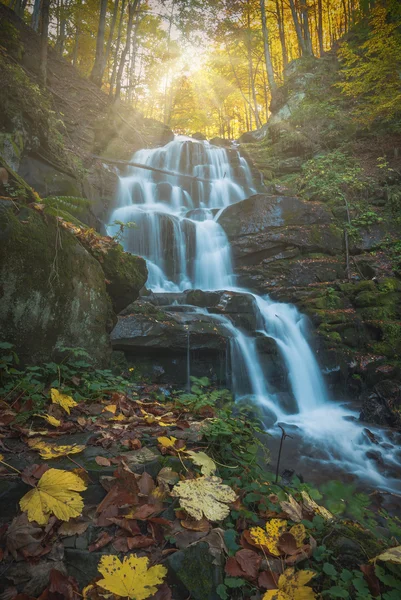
108, 136, 257, 291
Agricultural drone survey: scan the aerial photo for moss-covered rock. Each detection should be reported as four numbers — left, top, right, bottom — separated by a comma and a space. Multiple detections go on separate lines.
97, 244, 148, 313
0, 200, 114, 365
166, 541, 223, 600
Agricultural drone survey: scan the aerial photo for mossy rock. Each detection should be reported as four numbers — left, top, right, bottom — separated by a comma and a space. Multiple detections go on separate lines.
98, 244, 148, 313
0, 200, 114, 365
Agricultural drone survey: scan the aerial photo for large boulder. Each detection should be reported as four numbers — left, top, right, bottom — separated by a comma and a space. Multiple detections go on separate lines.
0, 201, 114, 365
360, 380, 401, 428
219, 194, 333, 238
90, 245, 147, 313
218, 195, 343, 289
111, 302, 230, 352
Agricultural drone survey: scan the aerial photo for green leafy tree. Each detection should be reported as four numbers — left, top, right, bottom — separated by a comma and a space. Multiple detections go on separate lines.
338, 1, 401, 127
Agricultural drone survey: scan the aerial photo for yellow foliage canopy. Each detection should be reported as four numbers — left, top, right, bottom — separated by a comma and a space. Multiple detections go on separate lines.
96, 554, 167, 600
19, 468, 87, 525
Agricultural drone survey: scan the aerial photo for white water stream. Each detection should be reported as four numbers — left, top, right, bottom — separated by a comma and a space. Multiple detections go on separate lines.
109, 136, 400, 490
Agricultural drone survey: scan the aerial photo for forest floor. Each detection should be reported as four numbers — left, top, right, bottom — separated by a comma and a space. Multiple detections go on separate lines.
1, 352, 401, 600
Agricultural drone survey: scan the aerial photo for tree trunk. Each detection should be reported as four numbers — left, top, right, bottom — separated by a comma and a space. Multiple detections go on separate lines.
90, 0, 108, 86
109, 0, 126, 97
31, 0, 42, 32
100, 0, 120, 87
247, 2, 261, 128
288, 0, 307, 56
55, 0, 67, 56
115, 1, 139, 101
300, 0, 313, 56
276, 0, 288, 70
127, 7, 140, 102
39, 0, 50, 86
317, 0, 324, 56
163, 0, 175, 125
260, 0, 277, 99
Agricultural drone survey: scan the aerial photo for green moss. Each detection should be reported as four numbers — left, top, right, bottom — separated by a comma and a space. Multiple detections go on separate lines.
0, 202, 113, 365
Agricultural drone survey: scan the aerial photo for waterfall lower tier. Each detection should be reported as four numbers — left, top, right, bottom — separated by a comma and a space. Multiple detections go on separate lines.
109, 136, 401, 492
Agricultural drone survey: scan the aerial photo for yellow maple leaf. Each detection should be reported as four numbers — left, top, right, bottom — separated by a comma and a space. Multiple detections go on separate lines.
102, 404, 117, 414
250, 519, 287, 556
263, 567, 316, 600
171, 476, 236, 521
28, 440, 85, 460
186, 450, 216, 475
19, 468, 87, 525
50, 389, 77, 414
35, 414, 62, 427
96, 554, 167, 600
141, 409, 173, 427
110, 414, 125, 421
289, 523, 306, 547
157, 436, 176, 447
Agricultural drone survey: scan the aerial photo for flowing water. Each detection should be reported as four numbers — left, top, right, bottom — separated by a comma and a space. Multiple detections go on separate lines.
109, 135, 401, 491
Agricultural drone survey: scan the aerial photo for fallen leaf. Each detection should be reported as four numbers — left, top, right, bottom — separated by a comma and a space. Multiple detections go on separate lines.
262, 567, 316, 599
225, 549, 261, 581
46, 568, 80, 600
186, 450, 216, 475
96, 554, 167, 599
171, 476, 236, 521
280, 495, 303, 523
20, 468, 87, 525
89, 531, 113, 552
58, 521, 89, 536
157, 467, 179, 486
180, 516, 210, 532
28, 440, 85, 460
372, 545, 401, 564
95, 456, 111, 467
35, 414, 62, 428
6, 514, 44, 560
50, 389, 77, 415
102, 404, 117, 414
249, 519, 287, 556
301, 491, 334, 521
360, 564, 381, 597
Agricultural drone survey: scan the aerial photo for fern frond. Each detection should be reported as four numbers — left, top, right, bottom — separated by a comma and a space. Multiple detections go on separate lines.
43, 196, 90, 214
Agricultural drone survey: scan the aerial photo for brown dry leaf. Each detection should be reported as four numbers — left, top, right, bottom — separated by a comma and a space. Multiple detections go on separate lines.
6, 514, 44, 560
225, 549, 261, 581
180, 516, 211, 532
157, 467, 179, 487
95, 456, 111, 467
360, 564, 381, 596
58, 521, 89, 537
89, 531, 113, 553
279, 494, 303, 523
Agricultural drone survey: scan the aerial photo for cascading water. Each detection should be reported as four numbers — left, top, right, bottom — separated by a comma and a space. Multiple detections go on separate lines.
110, 135, 401, 490
108, 136, 252, 291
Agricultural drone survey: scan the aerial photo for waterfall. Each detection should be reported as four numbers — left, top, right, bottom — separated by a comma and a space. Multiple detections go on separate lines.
108, 136, 254, 292
254, 296, 329, 412
110, 135, 400, 490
